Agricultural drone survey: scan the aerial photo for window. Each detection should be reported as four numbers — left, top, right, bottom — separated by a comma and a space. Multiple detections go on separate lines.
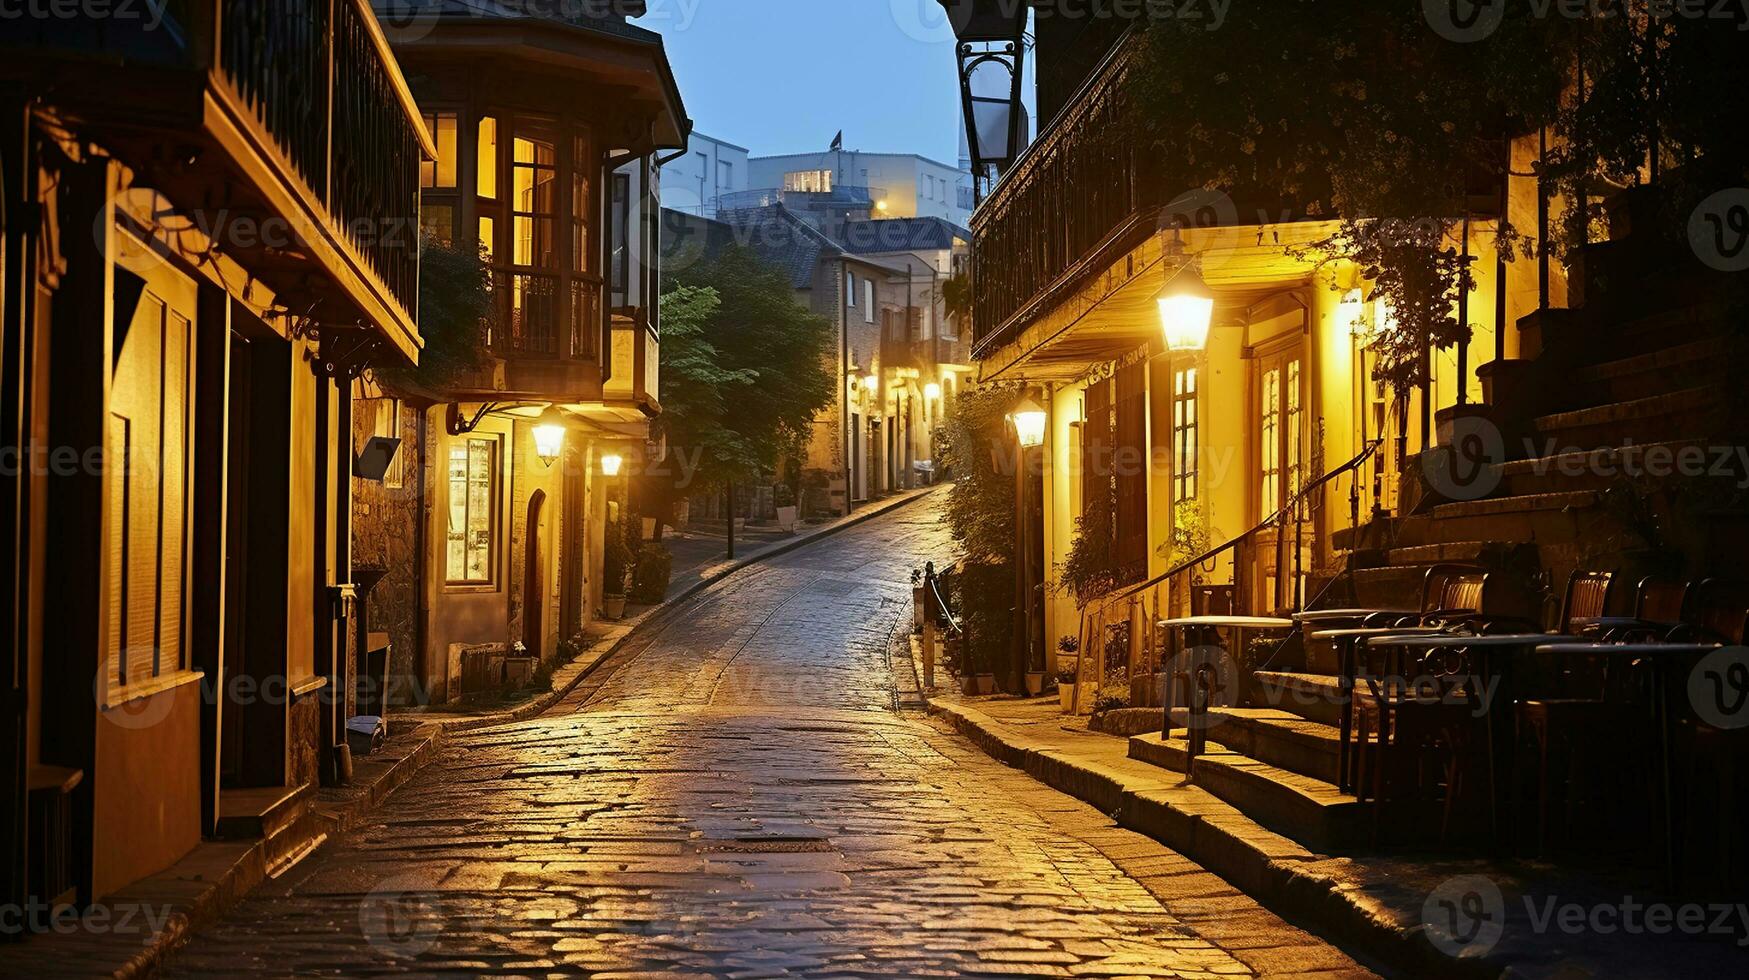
863, 279, 874, 323
420, 112, 458, 189
717, 160, 732, 191
477, 115, 499, 199
846, 272, 857, 309
1260, 367, 1281, 515
107, 235, 196, 697
572, 134, 593, 274
420, 111, 460, 244
784, 169, 832, 193
610, 172, 631, 306
512, 121, 557, 270
1173, 366, 1198, 502
374, 398, 405, 489
447, 437, 497, 583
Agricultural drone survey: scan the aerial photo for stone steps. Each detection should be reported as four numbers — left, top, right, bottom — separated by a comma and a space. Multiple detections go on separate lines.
1128, 733, 1365, 851
1491, 438, 1723, 496
1394, 490, 1601, 548
1572, 336, 1733, 404
1253, 671, 1345, 726
1154, 705, 1342, 784
1531, 384, 1724, 455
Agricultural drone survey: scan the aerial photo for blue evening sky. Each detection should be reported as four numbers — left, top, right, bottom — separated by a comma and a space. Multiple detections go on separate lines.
644, 0, 1030, 165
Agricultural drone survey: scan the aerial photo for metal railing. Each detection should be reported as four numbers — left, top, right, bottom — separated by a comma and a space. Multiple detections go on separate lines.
216, 0, 425, 317
1067, 432, 1390, 701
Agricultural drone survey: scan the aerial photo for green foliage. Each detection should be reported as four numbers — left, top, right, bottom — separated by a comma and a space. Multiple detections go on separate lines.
936, 385, 1019, 566
602, 518, 634, 597
951, 561, 1012, 678
629, 544, 673, 604
659, 246, 837, 490
1058, 467, 1118, 606
1158, 499, 1212, 572
395, 234, 493, 389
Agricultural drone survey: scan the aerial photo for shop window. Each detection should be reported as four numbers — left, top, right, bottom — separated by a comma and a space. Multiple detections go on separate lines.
446, 437, 497, 584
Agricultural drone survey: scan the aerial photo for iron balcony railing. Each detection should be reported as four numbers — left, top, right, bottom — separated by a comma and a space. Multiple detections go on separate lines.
969, 30, 1150, 353
218, 0, 425, 318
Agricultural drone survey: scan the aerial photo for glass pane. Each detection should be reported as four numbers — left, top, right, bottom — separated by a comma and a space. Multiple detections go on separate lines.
573, 135, 592, 273
423, 112, 458, 189
420, 204, 455, 246
446, 445, 470, 580
513, 215, 555, 269
478, 216, 495, 263
477, 116, 498, 199
467, 440, 492, 581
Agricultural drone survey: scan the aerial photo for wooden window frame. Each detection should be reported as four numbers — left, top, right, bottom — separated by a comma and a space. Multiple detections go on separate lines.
445, 434, 501, 588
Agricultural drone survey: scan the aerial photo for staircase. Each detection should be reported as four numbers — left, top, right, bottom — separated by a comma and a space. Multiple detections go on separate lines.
1125, 185, 1749, 853
215, 784, 325, 878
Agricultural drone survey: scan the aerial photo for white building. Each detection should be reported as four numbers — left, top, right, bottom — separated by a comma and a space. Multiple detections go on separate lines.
746, 148, 973, 226
658, 131, 749, 218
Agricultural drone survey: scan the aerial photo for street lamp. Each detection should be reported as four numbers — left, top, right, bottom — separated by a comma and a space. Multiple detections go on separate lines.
1156, 264, 1216, 353
600, 452, 624, 477
532, 406, 567, 466
944, 1, 1029, 204
1008, 396, 1046, 449
924, 381, 943, 401
863, 374, 880, 393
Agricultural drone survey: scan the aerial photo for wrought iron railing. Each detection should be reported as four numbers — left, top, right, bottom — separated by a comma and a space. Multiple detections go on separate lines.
215, 0, 423, 318
1065, 432, 1391, 697
970, 30, 1148, 351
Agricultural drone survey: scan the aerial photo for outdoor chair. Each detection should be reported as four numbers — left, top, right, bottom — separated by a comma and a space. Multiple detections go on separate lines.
1515, 570, 1623, 854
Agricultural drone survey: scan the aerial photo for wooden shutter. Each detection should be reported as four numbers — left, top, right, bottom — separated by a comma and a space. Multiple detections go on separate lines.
1081, 378, 1112, 528
1114, 361, 1148, 584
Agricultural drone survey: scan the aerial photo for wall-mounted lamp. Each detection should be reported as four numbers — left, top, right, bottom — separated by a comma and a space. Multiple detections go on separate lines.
863, 374, 880, 392
533, 406, 567, 466
1008, 397, 1047, 449
1156, 264, 1216, 353
924, 382, 943, 401
600, 453, 625, 477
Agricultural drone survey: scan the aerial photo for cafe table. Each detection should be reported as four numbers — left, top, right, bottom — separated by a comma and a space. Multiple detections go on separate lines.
1534, 641, 1722, 885
1309, 625, 1449, 792
1361, 632, 1568, 840
1156, 616, 1295, 743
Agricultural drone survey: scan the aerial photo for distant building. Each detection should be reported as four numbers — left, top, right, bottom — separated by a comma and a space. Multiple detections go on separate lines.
742, 148, 974, 228
658, 131, 749, 218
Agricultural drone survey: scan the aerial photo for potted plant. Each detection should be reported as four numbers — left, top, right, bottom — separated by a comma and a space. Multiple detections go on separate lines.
1057, 667, 1080, 712
1024, 667, 1046, 698
774, 482, 799, 532
602, 518, 634, 619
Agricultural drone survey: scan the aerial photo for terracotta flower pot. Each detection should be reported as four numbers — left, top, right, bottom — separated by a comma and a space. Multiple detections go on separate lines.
604, 595, 627, 620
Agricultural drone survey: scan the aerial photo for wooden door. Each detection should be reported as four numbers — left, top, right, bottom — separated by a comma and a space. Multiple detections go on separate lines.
522, 491, 546, 659
1252, 345, 1307, 613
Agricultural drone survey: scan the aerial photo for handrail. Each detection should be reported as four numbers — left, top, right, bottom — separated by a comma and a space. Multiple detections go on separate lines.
929, 575, 964, 636
1091, 435, 1387, 615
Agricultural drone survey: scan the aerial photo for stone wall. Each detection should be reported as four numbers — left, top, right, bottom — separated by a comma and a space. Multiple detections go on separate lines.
350, 389, 428, 706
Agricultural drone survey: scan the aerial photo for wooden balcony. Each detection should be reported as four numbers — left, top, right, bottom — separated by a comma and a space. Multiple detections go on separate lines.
1, 0, 432, 360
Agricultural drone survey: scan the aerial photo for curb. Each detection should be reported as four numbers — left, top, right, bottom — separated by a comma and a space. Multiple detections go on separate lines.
924, 697, 1492, 980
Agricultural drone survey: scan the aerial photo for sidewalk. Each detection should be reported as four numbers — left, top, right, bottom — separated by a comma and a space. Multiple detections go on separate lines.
7, 489, 939, 978
921, 683, 1749, 979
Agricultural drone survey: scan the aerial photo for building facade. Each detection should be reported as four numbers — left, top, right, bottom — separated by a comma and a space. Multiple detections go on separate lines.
1, 1, 428, 911
658, 131, 749, 219
744, 149, 974, 227
355, 2, 686, 706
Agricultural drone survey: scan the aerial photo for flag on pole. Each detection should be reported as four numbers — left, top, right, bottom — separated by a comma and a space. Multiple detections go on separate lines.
829, 130, 843, 152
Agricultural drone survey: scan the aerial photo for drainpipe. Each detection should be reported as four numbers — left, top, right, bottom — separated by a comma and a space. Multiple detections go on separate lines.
841, 259, 852, 515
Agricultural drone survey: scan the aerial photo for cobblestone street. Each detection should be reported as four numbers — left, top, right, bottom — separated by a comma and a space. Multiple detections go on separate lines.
164, 497, 1374, 978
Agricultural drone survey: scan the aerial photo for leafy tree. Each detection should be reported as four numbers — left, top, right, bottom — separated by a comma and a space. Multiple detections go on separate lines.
389, 234, 492, 389
936, 385, 1018, 566
654, 246, 835, 492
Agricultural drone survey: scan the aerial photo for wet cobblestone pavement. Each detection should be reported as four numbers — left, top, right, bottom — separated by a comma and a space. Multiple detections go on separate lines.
164, 498, 1375, 978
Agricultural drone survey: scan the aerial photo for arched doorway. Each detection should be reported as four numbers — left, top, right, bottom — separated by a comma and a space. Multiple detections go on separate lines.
522, 490, 547, 659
